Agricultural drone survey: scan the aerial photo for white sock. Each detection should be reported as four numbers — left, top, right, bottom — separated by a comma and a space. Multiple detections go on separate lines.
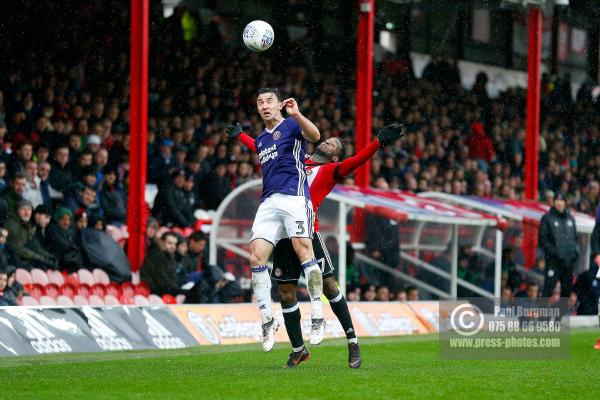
302, 259, 323, 320
348, 338, 358, 344
251, 266, 272, 325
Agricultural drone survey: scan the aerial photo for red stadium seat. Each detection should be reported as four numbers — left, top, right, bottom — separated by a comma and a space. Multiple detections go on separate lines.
121, 282, 135, 298
78, 269, 95, 286
88, 295, 105, 306
44, 284, 60, 299
15, 268, 32, 285
119, 294, 135, 305
90, 284, 106, 297
56, 295, 74, 306
39, 296, 57, 306
161, 294, 177, 304
31, 268, 50, 285
105, 282, 122, 298
73, 295, 89, 306
77, 284, 91, 298
93, 269, 110, 285
134, 295, 150, 306
28, 284, 45, 300
134, 283, 151, 297
148, 294, 164, 305
21, 296, 40, 306
59, 284, 77, 298
65, 273, 80, 288
47, 270, 65, 286
104, 295, 120, 306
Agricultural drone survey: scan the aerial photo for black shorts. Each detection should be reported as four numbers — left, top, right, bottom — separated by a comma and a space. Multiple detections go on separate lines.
271, 232, 334, 284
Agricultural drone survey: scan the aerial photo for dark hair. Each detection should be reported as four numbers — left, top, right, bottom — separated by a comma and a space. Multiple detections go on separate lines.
81, 185, 97, 193
188, 231, 206, 242
257, 87, 283, 102
161, 232, 178, 242
12, 172, 27, 182
335, 138, 345, 160
406, 285, 418, 293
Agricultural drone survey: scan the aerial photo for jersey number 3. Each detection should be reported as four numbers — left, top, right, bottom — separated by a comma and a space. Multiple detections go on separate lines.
295, 221, 305, 235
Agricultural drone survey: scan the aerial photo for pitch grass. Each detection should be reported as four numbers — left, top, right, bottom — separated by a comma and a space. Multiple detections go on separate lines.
1, 330, 599, 400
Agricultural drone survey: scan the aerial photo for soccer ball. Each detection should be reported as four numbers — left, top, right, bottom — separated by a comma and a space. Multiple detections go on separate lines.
243, 20, 274, 52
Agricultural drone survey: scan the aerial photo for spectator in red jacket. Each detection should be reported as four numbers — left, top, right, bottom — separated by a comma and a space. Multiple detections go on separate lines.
467, 121, 495, 169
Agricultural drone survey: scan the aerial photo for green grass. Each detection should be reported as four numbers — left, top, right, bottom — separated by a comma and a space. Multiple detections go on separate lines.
1, 330, 599, 400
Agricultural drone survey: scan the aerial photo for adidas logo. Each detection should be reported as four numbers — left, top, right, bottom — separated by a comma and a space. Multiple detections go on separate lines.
346, 328, 354, 334
259, 304, 266, 310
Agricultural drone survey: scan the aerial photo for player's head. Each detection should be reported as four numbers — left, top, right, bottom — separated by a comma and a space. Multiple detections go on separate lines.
257, 88, 283, 122
313, 137, 343, 162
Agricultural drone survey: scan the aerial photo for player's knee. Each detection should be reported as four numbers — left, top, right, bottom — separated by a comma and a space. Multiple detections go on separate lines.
291, 237, 313, 261
323, 277, 339, 299
278, 284, 297, 304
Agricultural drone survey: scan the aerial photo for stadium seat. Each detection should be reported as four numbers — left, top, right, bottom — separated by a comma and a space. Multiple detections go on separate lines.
65, 273, 80, 287
73, 295, 89, 306
121, 282, 135, 298
119, 294, 135, 305
39, 296, 57, 306
56, 295, 74, 306
77, 284, 91, 298
93, 269, 110, 285
15, 268, 32, 285
104, 295, 120, 306
131, 271, 140, 285
59, 284, 77, 298
176, 294, 186, 304
105, 282, 122, 298
31, 268, 50, 285
78, 269, 95, 286
148, 294, 164, 305
161, 294, 177, 304
91, 283, 106, 297
28, 284, 45, 300
47, 270, 65, 286
134, 295, 150, 306
88, 295, 105, 306
134, 282, 151, 297
21, 296, 39, 306
44, 284, 60, 299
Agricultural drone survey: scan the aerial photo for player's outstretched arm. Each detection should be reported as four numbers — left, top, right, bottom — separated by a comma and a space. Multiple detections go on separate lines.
227, 123, 257, 153
336, 123, 405, 179
283, 98, 320, 143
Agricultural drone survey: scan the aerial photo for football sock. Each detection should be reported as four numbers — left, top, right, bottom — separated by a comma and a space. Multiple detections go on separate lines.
302, 259, 323, 320
282, 302, 304, 350
328, 290, 357, 341
251, 266, 272, 325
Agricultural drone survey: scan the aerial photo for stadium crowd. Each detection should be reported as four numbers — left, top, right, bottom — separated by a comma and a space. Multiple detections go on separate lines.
0, 2, 598, 309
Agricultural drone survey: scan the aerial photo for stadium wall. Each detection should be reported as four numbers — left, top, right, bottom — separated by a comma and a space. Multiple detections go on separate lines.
0, 302, 440, 357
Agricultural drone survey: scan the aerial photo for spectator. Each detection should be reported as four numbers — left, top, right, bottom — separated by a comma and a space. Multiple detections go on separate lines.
65, 185, 103, 220
201, 162, 233, 210
140, 232, 180, 296
37, 161, 61, 207
361, 284, 376, 301
0, 269, 9, 306
365, 209, 399, 288
49, 145, 73, 195
22, 160, 43, 208
152, 169, 194, 228
145, 217, 160, 252
1, 173, 27, 222
0, 162, 7, 192
376, 285, 390, 301
46, 208, 83, 272
99, 166, 127, 225
395, 288, 408, 301
406, 286, 420, 301
148, 139, 179, 184
467, 122, 495, 170
0, 228, 20, 270
33, 204, 52, 249
538, 194, 578, 297
6, 200, 57, 271
3, 266, 23, 305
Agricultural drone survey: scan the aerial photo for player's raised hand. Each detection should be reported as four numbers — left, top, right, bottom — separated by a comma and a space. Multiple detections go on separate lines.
377, 123, 406, 146
225, 122, 243, 139
282, 98, 300, 117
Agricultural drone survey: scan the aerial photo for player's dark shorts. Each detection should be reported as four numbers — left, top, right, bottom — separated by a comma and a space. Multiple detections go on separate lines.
271, 232, 334, 284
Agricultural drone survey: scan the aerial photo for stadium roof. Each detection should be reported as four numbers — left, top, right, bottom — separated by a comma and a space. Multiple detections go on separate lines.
330, 186, 505, 227
419, 192, 595, 234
